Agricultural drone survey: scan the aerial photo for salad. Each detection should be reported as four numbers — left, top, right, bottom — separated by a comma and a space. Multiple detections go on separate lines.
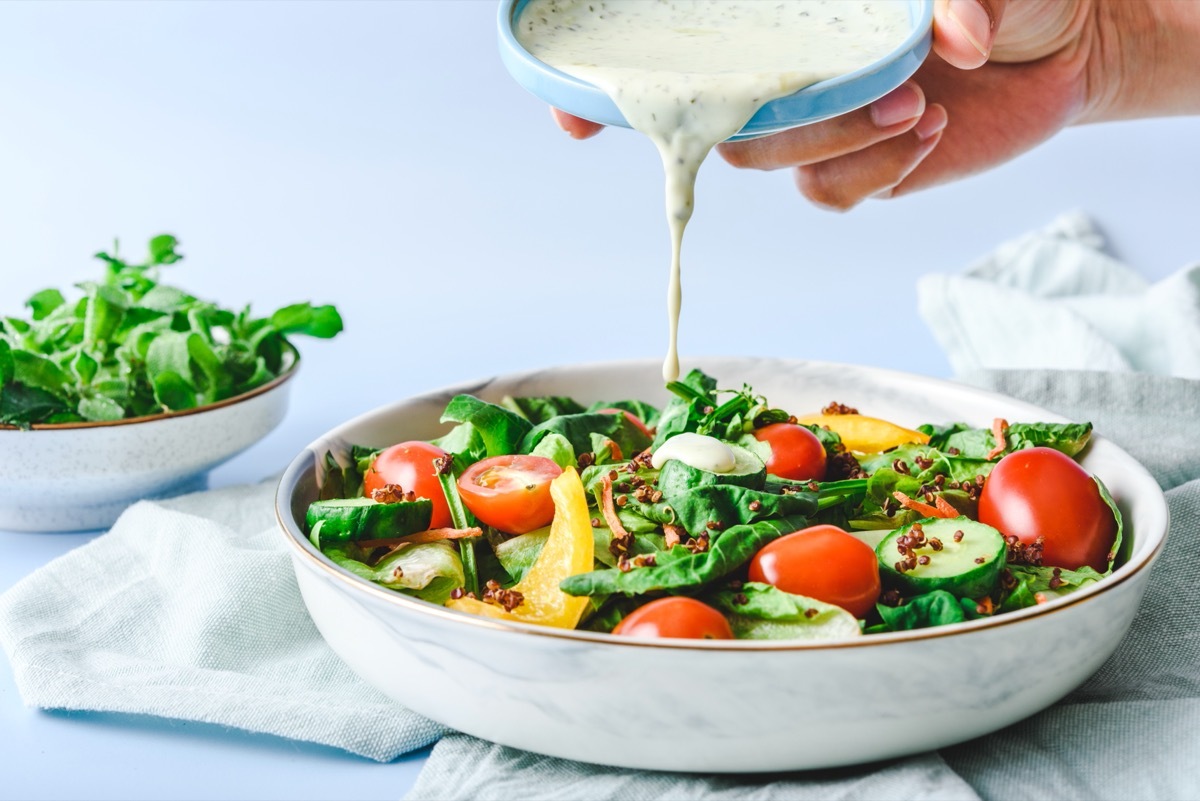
305, 369, 1124, 641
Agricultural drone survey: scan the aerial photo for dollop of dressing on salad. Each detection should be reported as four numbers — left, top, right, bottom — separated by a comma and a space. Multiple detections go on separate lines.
651, 432, 736, 474
516, 0, 910, 380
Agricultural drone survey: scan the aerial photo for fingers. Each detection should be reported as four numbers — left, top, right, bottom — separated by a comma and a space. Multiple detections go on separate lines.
551, 107, 605, 140
717, 81, 926, 171
933, 0, 1008, 69
794, 104, 948, 211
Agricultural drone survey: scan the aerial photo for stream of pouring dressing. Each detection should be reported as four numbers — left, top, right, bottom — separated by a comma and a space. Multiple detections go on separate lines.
518, 0, 910, 380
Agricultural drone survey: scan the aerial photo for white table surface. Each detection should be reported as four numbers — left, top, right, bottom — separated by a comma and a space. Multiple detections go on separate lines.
1, 1, 1197, 798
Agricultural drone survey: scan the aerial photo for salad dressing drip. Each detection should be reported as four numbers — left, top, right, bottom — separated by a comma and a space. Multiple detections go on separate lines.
517, 0, 910, 380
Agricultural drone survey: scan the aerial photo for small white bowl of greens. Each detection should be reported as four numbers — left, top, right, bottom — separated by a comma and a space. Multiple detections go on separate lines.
0, 235, 342, 532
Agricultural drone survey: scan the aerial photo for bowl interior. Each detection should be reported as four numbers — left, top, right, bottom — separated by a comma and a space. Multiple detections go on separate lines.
497, 0, 934, 141
277, 358, 1168, 648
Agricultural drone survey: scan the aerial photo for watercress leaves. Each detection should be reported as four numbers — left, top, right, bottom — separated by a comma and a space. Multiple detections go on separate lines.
0, 235, 343, 427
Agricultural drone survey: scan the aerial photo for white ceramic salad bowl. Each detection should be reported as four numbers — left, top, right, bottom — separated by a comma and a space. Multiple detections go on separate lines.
276, 358, 1168, 772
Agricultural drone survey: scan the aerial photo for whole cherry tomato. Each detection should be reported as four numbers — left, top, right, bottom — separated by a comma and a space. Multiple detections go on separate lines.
752, 423, 826, 481
978, 447, 1117, 573
363, 441, 452, 528
748, 524, 880, 618
612, 597, 734, 640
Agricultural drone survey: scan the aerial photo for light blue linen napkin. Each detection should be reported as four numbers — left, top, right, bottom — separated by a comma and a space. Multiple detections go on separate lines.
917, 212, 1200, 378
0, 480, 448, 762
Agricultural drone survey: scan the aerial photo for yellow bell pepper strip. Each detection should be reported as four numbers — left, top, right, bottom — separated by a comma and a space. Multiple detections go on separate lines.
446, 467, 594, 628
794, 413, 930, 454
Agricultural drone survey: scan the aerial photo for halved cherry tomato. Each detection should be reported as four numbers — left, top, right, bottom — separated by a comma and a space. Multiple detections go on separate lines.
596, 408, 653, 439
752, 423, 826, 481
363, 441, 452, 528
457, 455, 563, 534
612, 597, 734, 640
748, 525, 881, 619
978, 447, 1117, 573
447, 467, 594, 629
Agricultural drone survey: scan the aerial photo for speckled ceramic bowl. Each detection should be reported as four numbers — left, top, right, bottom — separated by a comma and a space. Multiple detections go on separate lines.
0, 356, 297, 532
276, 358, 1168, 772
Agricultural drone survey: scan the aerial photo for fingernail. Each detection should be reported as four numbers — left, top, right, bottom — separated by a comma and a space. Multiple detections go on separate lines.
915, 108, 948, 142
870, 82, 923, 129
948, 0, 994, 58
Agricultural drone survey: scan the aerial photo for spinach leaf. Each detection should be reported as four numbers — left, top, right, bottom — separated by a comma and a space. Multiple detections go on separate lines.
1095, 476, 1127, 570
662, 484, 818, 536
651, 369, 717, 448
325, 542, 464, 604
875, 590, 967, 631
520, 412, 652, 461
585, 398, 661, 428
440, 395, 531, 457
707, 582, 860, 640
529, 432, 576, 469
999, 564, 1103, 612
502, 395, 587, 424
431, 422, 488, 470
559, 515, 809, 598
920, 421, 1093, 460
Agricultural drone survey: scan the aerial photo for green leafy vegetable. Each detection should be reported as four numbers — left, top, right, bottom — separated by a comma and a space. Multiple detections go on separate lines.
708, 582, 860, 641
919, 421, 1093, 460
502, 395, 587, 424
326, 542, 464, 604
0, 235, 342, 428
559, 515, 809, 598
875, 590, 969, 632
440, 395, 532, 457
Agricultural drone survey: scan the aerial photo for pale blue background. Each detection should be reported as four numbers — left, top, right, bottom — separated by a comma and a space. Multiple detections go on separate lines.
1, 1, 1197, 799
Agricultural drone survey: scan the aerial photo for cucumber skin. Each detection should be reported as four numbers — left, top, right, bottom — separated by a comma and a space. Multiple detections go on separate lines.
877, 516, 1006, 600
307, 497, 433, 542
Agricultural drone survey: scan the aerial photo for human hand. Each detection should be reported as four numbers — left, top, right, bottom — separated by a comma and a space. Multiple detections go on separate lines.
551, 1, 1196, 210
715, 0, 1094, 209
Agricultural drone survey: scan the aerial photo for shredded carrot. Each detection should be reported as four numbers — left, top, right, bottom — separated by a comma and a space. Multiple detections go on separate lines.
934, 495, 959, 518
986, 418, 1009, 460
358, 527, 482, 549
893, 491, 956, 519
601, 476, 632, 544
975, 597, 995, 616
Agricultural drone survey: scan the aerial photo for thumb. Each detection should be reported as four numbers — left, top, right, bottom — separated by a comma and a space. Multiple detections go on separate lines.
932, 0, 1008, 69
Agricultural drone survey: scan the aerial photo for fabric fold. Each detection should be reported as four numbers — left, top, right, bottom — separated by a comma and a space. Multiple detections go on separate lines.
0, 481, 447, 762
918, 212, 1200, 379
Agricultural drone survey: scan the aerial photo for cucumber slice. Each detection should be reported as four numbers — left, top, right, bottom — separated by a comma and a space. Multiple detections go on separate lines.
877, 516, 1006, 600
306, 496, 433, 543
656, 442, 766, 496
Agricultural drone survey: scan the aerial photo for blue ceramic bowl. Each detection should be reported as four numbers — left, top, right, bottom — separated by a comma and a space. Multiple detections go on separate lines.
497, 0, 934, 142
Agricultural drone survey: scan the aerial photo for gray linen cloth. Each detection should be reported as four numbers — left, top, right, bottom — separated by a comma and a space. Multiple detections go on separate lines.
406, 370, 1200, 801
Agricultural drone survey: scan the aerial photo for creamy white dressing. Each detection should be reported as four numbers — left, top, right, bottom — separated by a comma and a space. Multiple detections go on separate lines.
517, 0, 909, 380
650, 432, 737, 473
